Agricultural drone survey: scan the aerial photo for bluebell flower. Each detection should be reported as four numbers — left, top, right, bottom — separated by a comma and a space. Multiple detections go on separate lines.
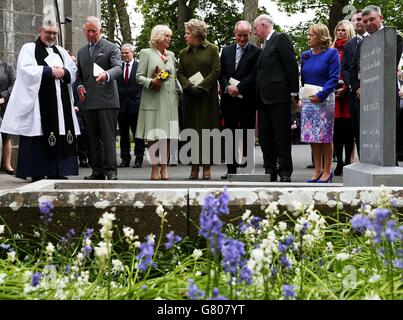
187, 279, 205, 300
81, 245, 93, 257
374, 208, 392, 224
240, 265, 253, 285
0, 244, 11, 251
64, 265, 71, 275
393, 259, 403, 269
199, 194, 226, 254
281, 255, 292, 270
351, 214, 371, 233
384, 221, 401, 243
39, 200, 53, 225
285, 234, 294, 246
164, 231, 182, 249
83, 228, 94, 239
31, 272, 42, 287
278, 243, 287, 253
301, 222, 309, 235
217, 187, 230, 216
135, 235, 156, 271
221, 239, 245, 274
209, 288, 228, 300
390, 198, 398, 208
282, 284, 296, 299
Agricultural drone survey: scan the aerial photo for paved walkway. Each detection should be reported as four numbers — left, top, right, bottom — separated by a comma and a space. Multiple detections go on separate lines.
0, 144, 352, 191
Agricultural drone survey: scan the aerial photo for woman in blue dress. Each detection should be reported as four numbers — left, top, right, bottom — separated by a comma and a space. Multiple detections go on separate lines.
300, 23, 340, 183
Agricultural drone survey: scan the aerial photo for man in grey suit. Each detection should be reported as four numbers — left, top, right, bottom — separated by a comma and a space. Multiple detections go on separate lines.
76, 16, 122, 180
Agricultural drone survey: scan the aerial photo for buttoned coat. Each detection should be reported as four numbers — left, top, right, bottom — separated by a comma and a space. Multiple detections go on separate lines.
76, 38, 122, 110
177, 40, 220, 134
135, 48, 179, 140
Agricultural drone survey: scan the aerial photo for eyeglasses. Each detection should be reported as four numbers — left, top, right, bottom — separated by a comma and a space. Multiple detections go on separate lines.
44, 31, 58, 36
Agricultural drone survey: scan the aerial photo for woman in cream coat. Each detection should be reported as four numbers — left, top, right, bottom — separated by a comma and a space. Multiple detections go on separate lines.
136, 25, 179, 180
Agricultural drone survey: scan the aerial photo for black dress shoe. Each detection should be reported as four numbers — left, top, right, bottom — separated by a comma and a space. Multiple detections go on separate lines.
118, 160, 130, 168
133, 158, 143, 168
4, 169, 16, 176
47, 176, 68, 180
221, 173, 228, 179
270, 174, 277, 182
107, 174, 118, 180
84, 174, 105, 180
31, 176, 45, 182
79, 160, 90, 168
306, 163, 315, 169
280, 176, 291, 182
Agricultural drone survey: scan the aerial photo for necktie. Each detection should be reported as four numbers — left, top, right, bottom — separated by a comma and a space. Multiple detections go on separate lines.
89, 43, 94, 56
235, 46, 244, 69
124, 63, 129, 84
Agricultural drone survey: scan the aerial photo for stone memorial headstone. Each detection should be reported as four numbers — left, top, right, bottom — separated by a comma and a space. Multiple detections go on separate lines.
344, 27, 403, 186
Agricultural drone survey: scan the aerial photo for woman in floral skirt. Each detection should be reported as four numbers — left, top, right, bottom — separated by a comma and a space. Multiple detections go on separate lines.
300, 23, 340, 183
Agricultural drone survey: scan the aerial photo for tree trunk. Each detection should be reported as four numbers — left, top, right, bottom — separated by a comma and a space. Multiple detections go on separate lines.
243, 0, 259, 45
115, 0, 132, 44
105, 0, 117, 42
177, 0, 198, 46
328, 0, 349, 37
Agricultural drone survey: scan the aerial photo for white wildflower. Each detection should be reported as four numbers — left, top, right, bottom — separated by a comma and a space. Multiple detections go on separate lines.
94, 241, 111, 262
7, 251, 16, 263
76, 252, 84, 262
336, 253, 350, 261
242, 210, 251, 221
192, 249, 203, 260
112, 259, 125, 273
278, 221, 287, 232
364, 292, 381, 300
134, 241, 141, 248
134, 201, 144, 209
265, 202, 279, 216
0, 225, 4, 235
33, 231, 41, 238
0, 273, 6, 285
326, 242, 334, 252
368, 274, 381, 283
123, 226, 135, 242
46, 242, 55, 256
195, 271, 202, 276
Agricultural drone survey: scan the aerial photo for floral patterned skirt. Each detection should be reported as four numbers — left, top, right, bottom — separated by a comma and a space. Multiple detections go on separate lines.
301, 94, 335, 144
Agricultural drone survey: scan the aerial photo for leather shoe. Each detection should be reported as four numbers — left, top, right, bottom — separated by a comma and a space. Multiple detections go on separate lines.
133, 158, 143, 168
84, 173, 105, 180
79, 160, 90, 168
106, 174, 118, 180
4, 169, 16, 176
270, 174, 277, 182
118, 160, 130, 168
280, 176, 291, 182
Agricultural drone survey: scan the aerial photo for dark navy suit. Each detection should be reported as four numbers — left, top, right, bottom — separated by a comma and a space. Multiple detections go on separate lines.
219, 42, 260, 173
117, 60, 145, 164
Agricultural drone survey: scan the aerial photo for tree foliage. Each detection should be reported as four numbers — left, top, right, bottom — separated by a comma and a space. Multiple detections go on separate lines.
133, 0, 242, 55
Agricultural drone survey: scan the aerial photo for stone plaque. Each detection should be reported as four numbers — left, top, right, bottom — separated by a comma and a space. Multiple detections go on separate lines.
360, 27, 397, 166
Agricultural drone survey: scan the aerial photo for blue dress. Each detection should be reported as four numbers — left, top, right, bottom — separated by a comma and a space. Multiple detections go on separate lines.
300, 48, 340, 143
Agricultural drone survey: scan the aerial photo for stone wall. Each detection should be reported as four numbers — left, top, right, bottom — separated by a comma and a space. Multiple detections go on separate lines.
0, 0, 100, 63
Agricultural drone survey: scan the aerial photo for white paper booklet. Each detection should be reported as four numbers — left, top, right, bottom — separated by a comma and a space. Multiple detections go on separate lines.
229, 77, 243, 98
44, 53, 64, 68
189, 71, 204, 86
93, 63, 105, 77
302, 84, 323, 99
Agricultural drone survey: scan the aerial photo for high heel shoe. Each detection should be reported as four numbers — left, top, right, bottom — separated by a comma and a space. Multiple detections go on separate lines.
317, 171, 334, 183
189, 165, 199, 180
202, 165, 211, 180
305, 172, 323, 183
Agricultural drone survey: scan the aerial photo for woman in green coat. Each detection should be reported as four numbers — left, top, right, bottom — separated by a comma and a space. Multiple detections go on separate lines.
178, 19, 220, 180
136, 25, 179, 180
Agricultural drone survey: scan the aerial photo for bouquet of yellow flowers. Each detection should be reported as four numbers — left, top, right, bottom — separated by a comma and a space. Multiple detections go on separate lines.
150, 66, 173, 92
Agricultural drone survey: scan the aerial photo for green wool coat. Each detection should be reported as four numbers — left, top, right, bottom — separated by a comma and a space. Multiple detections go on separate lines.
178, 40, 220, 164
